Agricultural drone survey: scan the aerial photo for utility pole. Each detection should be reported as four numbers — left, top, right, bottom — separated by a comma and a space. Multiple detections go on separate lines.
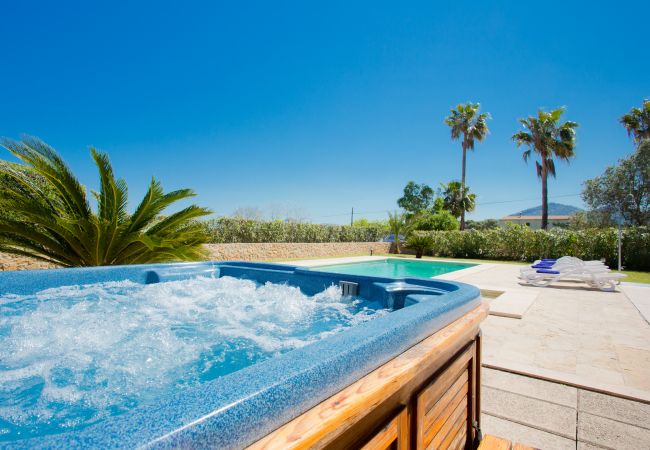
350, 207, 354, 226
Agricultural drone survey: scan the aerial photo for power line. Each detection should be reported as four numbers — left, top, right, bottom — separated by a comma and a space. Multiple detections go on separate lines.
476, 193, 581, 206
311, 193, 582, 220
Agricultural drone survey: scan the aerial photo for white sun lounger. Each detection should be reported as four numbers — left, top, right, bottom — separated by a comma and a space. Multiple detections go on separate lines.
520, 256, 608, 276
520, 265, 626, 291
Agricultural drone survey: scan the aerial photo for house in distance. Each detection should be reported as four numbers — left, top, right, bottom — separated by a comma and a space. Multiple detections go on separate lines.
500, 203, 582, 229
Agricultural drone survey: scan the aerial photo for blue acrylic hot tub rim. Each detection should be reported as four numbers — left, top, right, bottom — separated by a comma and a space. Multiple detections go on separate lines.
0, 261, 481, 449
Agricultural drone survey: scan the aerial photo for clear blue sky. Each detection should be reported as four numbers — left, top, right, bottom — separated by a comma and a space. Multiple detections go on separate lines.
1, 1, 648, 223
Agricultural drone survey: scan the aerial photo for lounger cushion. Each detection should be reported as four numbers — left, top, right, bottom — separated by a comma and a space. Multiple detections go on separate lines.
536, 269, 560, 274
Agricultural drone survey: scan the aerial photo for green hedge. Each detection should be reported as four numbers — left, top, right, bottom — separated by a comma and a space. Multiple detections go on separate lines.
418, 226, 650, 271
204, 217, 388, 244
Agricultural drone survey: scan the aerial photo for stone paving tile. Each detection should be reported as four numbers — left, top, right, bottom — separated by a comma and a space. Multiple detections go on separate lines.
577, 442, 608, 450
481, 414, 575, 450
621, 285, 650, 324
533, 349, 577, 373
578, 412, 650, 449
481, 386, 577, 438
578, 390, 650, 430
621, 369, 650, 391
575, 364, 625, 386
482, 368, 577, 408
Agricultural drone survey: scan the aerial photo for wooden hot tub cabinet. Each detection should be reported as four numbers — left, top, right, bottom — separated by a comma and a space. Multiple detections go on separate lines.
249, 301, 489, 450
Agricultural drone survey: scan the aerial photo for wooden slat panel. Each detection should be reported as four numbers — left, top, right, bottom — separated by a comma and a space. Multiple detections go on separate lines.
448, 424, 467, 450
360, 407, 409, 450
416, 345, 474, 448
419, 346, 473, 413
471, 331, 482, 444
397, 406, 409, 450
360, 414, 398, 450
421, 380, 468, 447
427, 395, 467, 450
439, 409, 468, 450
423, 372, 468, 432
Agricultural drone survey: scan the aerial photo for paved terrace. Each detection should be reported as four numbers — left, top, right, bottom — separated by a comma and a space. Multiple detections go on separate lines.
437, 262, 650, 401
292, 256, 650, 448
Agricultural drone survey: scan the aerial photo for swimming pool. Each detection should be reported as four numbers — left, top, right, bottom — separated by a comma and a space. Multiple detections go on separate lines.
315, 258, 476, 278
0, 261, 481, 448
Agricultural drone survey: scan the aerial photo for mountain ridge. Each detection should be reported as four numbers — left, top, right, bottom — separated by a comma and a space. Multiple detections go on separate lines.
509, 203, 582, 216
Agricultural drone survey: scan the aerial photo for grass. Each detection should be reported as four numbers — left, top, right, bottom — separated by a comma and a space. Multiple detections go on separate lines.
620, 271, 650, 284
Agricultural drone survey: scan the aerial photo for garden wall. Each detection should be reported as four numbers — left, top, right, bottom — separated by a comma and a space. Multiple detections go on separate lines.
0, 253, 57, 271
204, 242, 390, 261
0, 242, 392, 271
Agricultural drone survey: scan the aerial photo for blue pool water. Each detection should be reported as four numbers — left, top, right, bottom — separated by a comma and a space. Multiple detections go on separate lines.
315, 258, 476, 278
0, 275, 386, 442
0, 261, 480, 448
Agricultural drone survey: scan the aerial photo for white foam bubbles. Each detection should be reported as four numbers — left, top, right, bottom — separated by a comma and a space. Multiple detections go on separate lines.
0, 276, 388, 440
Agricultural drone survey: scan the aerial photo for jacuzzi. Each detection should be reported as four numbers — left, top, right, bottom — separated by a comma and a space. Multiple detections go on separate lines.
0, 261, 487, 449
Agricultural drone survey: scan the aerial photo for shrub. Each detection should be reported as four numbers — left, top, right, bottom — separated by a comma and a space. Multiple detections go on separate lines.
406, 233, 435, 258
204, 217, 388, 243
417, 225, 649, 271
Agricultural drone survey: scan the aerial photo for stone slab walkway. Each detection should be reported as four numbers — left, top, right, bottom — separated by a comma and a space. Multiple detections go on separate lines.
443, 262, 650, 401
482, 367, 650, 449
621, 284, 650, 325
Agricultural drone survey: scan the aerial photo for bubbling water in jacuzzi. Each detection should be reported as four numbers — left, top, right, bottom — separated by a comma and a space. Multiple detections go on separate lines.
0, 276, 388, 440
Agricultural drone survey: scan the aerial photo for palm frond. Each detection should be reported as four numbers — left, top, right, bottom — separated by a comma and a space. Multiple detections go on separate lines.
0, 136, 211, 267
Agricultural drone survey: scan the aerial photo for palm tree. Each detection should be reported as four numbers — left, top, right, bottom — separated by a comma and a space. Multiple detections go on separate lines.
440, 181, 476, 219
0, 136, 211, 266
387, 211, 407, 254
512, 108, 578, 230
444, 103, 490, 230
405, 233, 434, 259
620, 99, 650, 144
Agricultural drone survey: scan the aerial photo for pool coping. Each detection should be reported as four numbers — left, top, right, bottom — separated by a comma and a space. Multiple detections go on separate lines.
291, 255, 481, 275
0, 261, 481, 449
295, 257, 534, 320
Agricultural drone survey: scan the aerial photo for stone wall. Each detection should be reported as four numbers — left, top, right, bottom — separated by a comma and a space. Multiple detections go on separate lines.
0, 242, 393, 271
203, 242, 392, 261
0, 253, 58, 271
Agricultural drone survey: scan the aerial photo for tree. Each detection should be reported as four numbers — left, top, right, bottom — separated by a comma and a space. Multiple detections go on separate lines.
568, 211, 614, 229
387, 211, 408, 254
620, 99, 650, 144
512, 107, 578, 230
440, 181, 476, 220
582, 141, 650, 226
411, 210, 459, 231
0, 136, 211, 266
444, 103, 490, 230
397, 181, 435, 217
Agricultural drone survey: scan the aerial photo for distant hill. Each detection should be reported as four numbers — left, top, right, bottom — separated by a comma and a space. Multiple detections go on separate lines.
510, 203, 582, 216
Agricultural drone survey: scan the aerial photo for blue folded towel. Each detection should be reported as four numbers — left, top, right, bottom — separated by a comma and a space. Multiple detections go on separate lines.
536, 269, 560, 274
